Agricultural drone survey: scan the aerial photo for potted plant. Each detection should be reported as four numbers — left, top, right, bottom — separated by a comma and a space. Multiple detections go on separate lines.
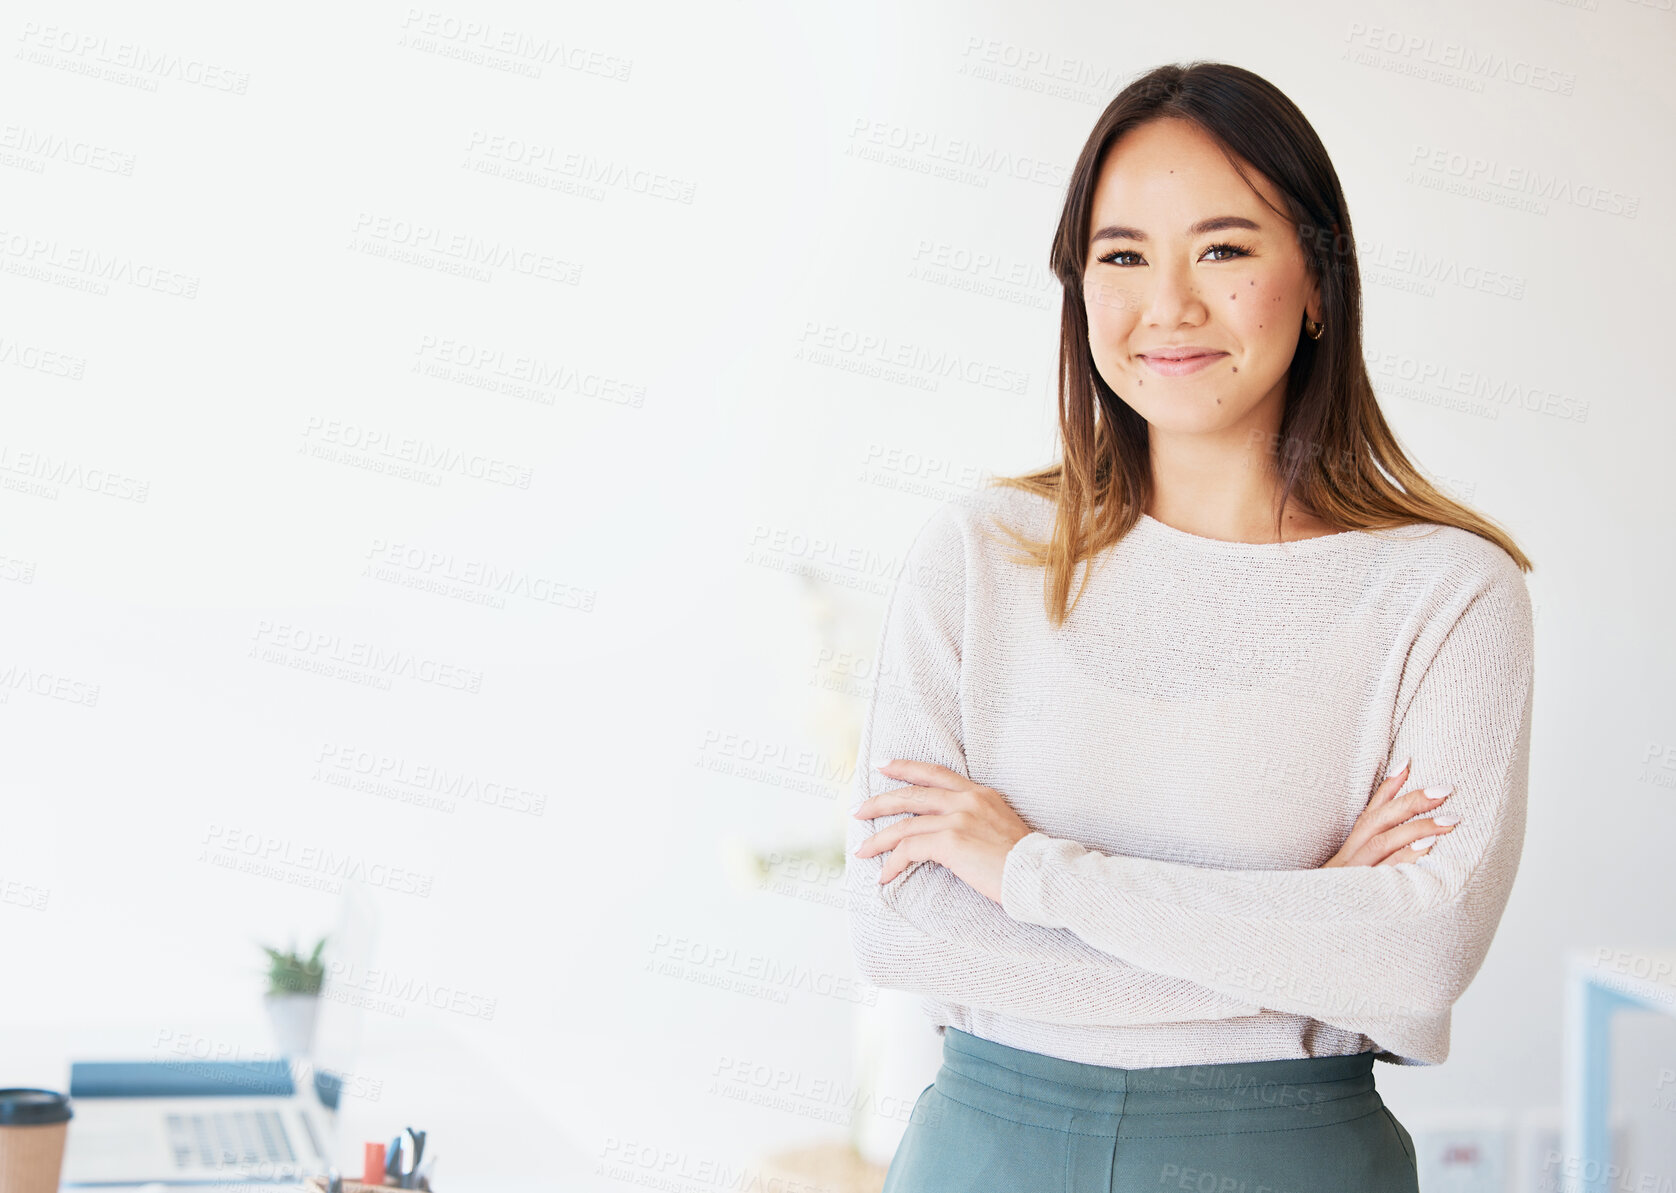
259, 935, 328, 1058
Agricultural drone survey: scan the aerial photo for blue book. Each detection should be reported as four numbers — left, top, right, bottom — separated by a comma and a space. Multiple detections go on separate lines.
69, 1058, 295, 1099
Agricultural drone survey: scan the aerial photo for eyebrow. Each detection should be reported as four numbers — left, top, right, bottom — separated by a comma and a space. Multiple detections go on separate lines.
1089, 215, 1262, 245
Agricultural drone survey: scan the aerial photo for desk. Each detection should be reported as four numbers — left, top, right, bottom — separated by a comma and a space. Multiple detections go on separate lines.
0, 1013, 618, 1192
1562, 947, 1676, 1193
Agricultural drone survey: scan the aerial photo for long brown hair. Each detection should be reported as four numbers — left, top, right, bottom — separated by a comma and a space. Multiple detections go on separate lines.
984, 61, 1533, 627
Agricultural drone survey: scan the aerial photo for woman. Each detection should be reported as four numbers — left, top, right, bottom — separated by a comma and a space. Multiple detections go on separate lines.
845, 61, 1535, 1193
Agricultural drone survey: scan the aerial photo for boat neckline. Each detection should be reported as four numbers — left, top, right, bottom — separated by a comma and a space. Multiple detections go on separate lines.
1135, 511, 1375, 552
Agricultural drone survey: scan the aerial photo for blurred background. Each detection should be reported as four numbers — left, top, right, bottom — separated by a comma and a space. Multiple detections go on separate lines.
1, 1, 1671, 1190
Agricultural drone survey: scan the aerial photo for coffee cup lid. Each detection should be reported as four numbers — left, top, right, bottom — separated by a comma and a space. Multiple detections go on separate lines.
0, 1089, 72, 1125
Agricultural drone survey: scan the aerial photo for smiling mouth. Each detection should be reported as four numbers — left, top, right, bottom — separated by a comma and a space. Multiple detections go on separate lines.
1138, 352, 1226, 376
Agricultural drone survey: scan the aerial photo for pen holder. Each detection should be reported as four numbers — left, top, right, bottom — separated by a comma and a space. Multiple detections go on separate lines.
306, 1179, 434, 1193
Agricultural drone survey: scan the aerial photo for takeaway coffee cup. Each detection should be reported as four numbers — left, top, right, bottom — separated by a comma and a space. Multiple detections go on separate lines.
0, 1090, 72, 1193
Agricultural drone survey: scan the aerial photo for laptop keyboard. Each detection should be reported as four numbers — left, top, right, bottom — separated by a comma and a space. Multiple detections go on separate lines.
166, 1109, 296, 1168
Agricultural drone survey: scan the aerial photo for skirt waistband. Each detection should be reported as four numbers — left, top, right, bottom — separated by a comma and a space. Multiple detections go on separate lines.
933, 1028, 1384, 1138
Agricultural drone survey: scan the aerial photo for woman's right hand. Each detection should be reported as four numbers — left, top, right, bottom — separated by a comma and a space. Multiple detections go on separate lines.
1321, 758, 1458, 868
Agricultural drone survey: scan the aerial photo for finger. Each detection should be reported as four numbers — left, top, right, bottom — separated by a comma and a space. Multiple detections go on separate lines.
1377, 837, 1438, 866
1367, 819, 1458, 865
1369, 819, 1454, 858
853, 784, 943, 820
878, 759, 968, 791
1338, 774, 1410, 856
1340, 765, 1414, 860
1341, 814, 1454, 867
1374, 777, 1454, 834
1370, 757, 1411, 805
877, 834, 930, 884
856, 813, 954, 858
1352, 782, 1454, 851
1364, 783, 1454, 843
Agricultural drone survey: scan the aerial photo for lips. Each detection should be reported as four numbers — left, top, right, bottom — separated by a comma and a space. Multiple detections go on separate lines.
1139, 347, 1222, 360
1138, 350, 1226, 377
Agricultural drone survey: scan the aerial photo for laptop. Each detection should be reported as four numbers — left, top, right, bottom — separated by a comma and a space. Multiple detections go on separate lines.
60, 883, 380, 1185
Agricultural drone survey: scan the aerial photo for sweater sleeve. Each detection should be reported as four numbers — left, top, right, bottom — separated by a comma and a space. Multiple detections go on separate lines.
845, 502, 1264, 1025
1000, 557, 1536, 1029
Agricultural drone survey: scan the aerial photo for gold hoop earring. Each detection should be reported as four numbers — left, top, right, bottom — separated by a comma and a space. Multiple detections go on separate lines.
1304, 316, 1324, 340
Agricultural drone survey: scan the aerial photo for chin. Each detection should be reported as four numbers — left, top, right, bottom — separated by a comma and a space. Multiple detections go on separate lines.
1121, 391, 1251, 431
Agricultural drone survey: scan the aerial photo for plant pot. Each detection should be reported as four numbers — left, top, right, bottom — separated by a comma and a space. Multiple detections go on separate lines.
263, 992, 320, 1059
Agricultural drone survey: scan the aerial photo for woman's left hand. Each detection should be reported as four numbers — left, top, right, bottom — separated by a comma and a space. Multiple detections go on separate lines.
851, 759, 1037, 904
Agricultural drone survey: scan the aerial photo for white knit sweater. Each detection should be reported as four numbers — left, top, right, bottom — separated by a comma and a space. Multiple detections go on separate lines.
845, 482, 1535, 1068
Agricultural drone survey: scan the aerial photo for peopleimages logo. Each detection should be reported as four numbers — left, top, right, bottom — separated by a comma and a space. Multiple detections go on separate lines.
321, 958, 498, 1021
313, 741, 550, 816
349, 213, 582, 286
396, 9, 632, 81
199, 825, 435, 897
16, 22, 252, 93
300, 415, 535, 489
249, 620, 485, 694
846, 117, 1070, 189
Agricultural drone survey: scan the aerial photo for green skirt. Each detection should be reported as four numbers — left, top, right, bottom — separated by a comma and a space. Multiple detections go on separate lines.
882, 1028, 1419, 1193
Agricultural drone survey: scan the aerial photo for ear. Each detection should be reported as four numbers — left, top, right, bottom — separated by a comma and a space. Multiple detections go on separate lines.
1305, 222, 1340, 324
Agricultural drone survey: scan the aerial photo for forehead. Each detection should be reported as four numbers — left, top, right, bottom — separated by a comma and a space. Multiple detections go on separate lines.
1089, 117, 1282, 226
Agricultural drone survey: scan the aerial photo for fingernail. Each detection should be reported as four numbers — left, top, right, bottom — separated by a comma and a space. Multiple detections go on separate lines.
1423, 784, 1453, 799
1410, 836, 1436, 851
1385, 757, 1409, 778
1432, 815, 1461, 827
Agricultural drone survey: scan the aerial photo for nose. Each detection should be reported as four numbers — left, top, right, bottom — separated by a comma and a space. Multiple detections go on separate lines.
1141, 259, 1207, 329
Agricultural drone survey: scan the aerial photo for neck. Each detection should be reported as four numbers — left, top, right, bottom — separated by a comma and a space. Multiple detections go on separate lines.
1145, 424, 1324, 544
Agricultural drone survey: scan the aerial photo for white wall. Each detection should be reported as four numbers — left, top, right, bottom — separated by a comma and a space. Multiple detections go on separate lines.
2, 0, 1671, 1185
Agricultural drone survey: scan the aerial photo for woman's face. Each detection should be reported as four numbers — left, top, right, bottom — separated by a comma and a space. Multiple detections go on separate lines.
1081, 116, 1321, 437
